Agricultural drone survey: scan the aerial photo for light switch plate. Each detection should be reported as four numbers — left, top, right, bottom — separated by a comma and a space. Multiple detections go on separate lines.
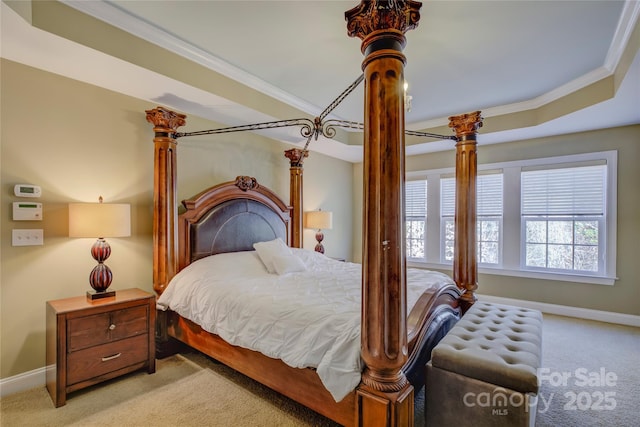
12, 229, 44, 246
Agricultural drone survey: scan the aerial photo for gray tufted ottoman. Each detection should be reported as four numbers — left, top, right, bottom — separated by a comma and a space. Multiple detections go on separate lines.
425, 301, 542, 427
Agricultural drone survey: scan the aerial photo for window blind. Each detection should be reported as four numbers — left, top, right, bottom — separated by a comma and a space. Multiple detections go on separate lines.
521, 165, 605, 216
477, 173, 504, 216
440, 178, 456, 217
441, 173, 503, 216
405, 180, 427, 217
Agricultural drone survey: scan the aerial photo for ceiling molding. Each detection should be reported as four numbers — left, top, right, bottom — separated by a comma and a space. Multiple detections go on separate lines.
4, 1, 638, 164
61, 0, 326, 118
604, 0, 640, 70
62, 0, 639, 132
413, 0, 640, 131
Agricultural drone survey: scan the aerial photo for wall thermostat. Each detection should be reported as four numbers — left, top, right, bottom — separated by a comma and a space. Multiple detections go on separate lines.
13, 202, 43, 221
14, 184, 41, 198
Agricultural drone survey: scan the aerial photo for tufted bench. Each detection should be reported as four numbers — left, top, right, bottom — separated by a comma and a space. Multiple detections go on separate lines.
425, 301, 542, 427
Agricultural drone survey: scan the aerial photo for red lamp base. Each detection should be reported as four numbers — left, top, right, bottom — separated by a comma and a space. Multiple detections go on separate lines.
314, 230, 325, 254
88, 238, 115, 300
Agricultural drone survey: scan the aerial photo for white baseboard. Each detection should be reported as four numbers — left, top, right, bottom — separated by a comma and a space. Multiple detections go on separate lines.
478, 294, 640, 327
2, 299, 638, 398
0, 365, 51, 398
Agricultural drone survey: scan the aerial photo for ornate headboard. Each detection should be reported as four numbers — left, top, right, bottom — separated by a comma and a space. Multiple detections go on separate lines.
178, 176, 292, 270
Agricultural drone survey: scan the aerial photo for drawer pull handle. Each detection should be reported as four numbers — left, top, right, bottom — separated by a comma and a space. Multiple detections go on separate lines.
109, 324, 116, 330
101, 353, 122, 362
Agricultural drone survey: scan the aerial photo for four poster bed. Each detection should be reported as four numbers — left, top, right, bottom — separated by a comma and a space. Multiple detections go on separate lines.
147, 2, 483, 426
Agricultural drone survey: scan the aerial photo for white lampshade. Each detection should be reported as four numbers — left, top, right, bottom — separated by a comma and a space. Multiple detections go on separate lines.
305, 210, 333, 230
69, 203, 131, 238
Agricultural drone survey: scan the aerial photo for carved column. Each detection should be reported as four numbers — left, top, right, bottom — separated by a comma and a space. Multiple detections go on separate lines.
284, 148, 308, 248
346, 2, 421, 426
145, 107, 186, 295
449, 111, 483, 313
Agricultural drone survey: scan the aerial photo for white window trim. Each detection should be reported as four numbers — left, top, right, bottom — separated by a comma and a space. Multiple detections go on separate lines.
407, 261, 616, 286
520, 215, 605, 275
406, 150, 618, 286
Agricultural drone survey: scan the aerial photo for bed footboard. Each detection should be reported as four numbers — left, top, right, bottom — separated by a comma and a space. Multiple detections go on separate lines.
404, 284, 463, 390
164, 310, 357, 427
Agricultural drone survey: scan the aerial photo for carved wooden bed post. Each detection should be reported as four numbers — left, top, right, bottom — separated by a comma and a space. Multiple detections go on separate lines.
449, 111, 483, 312
284, 148, 308, 248
346, 1, 422, 426
145, 107, 186, 294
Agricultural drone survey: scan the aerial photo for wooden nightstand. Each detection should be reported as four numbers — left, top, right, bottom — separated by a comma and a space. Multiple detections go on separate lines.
46, 288, 156, 407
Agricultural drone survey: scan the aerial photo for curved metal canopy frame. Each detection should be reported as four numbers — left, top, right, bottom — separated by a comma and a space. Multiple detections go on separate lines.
172, 73, 458, 151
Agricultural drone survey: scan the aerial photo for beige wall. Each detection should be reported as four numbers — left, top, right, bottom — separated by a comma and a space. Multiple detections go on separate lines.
0, 59, 353, 378
3, 56, 636, 380
353, 125, 640, 316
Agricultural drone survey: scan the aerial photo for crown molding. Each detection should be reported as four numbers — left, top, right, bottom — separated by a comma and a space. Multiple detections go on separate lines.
604, 0, 640, 71
54, 0, 639, 162
67, 0, 637, 131
61, 0, 326, 118
409, 0, 639, 130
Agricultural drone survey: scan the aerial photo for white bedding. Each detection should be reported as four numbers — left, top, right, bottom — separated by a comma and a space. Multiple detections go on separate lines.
156, 247, 454, 402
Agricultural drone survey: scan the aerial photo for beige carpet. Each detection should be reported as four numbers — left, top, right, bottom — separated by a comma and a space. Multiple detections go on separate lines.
1, 313, 638, 426
534, 314, 640, 427
0, 353, 339, 427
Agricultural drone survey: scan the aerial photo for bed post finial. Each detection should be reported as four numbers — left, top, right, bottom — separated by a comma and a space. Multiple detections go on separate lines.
284, 148, 308, 248
146, 107, 186, 296
449, 111, 483, 313
346, 1, 421, 425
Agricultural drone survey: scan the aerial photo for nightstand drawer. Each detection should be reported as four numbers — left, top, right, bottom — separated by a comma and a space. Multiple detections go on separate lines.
67, 334, 149, 385
47, 288, 155, 407
68, 305, 149, 351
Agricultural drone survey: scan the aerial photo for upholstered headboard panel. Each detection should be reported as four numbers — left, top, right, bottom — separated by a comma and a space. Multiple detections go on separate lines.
177, 176, 291, 269
189, 199, 287, 262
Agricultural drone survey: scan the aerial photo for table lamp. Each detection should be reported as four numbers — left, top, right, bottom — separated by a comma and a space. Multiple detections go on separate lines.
69, 197, 131, 300
305, 210, 333, 254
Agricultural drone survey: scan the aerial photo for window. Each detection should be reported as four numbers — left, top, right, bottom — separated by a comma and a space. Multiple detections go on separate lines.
440, 173, 503, 265
521, 164, 605, 274
405, 180, 426, 259
405, 151, 616, 285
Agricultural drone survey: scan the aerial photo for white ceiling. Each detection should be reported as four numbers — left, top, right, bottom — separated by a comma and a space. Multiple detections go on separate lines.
2, 0, 639, 162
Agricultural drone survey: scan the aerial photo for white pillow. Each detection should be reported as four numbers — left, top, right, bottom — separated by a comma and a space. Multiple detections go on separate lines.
253, 238, 292, 273
272, 255, 307, 275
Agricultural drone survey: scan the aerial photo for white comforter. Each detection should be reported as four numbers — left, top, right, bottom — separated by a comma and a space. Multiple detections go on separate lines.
156, 248, 454, 402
